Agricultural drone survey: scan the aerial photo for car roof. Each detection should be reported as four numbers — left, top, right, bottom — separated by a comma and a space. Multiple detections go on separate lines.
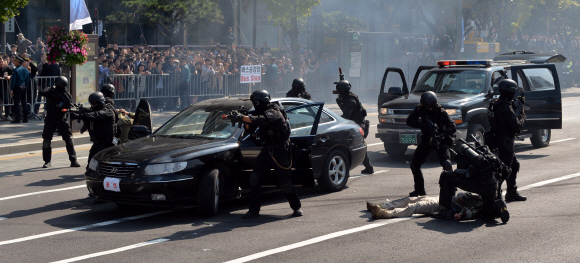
493, 52, 566, 64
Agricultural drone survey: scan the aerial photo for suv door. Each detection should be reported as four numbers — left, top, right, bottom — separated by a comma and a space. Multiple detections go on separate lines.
411, 66, 437, 91
510, 64, 562, 129
378, 68, 408, 110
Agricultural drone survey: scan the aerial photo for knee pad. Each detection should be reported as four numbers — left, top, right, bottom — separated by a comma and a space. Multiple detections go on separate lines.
42, 139, 51, 148
249, 172, 260, 187
511, 159, 520, 174
280, 182, 294, 194
441, 160, 453, 171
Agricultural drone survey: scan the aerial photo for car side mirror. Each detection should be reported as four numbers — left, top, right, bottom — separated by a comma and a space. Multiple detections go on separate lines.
388, 87, 405, 95
130, 125, 151, 138
486, 85, 500, 98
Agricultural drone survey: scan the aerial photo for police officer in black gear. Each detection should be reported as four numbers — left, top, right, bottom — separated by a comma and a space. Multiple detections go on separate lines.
286, 78, 312, 100
406, 91, 456, 197
436, 141, 510, 222
231, 90, 302, 219
334, 79, 373, 174
101, 84, 116, 106
70, 92, 116, 165
488, 79, 527, 202
38, 76, 80, 168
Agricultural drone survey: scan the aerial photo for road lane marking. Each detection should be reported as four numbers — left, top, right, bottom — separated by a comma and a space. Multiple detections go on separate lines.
51, 238, 170, 263
350, 170, 389, 180
225, 171, 580, 263
222, 217, 418, 263
0, 217, 6, 221
0, 185, 86, 201
551, 138, 576, 143
0, 147, 91, 161
0, 210, 171, 246
78, 157, 88, 160
367, 142, 383, 147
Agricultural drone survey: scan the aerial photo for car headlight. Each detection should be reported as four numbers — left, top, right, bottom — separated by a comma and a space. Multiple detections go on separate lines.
143, 162, 187, 175
380, 108, 388, 115
88, 158, 99, 171
445, 109, 462, 116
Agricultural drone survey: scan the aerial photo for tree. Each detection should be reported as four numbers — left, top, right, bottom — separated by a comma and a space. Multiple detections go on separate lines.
414, 0, 459, 53
106, 11, 139, 45
0, 0, 28, 23
320, 11, 366, 34
108, 0, 223, 45
260, 0, 321, 77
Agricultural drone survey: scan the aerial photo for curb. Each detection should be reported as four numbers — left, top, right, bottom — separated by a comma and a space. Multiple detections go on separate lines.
0, 135, 92, 156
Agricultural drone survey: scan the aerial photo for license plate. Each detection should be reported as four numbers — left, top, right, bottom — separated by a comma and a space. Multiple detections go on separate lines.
400, 134, 417, 144
104, 177, 121, 192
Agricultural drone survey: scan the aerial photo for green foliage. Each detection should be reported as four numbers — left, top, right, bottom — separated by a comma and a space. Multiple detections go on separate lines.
259, 0, 320, 33
320, 11, 367, 34
108, 0, 223, 43
0, 0, 29, 23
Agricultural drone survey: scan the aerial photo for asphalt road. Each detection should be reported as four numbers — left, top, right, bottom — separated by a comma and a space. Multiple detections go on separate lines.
1, 94, 580, 262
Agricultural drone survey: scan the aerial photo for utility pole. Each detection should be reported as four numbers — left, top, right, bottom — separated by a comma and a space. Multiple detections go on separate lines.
253, 0, 257, 49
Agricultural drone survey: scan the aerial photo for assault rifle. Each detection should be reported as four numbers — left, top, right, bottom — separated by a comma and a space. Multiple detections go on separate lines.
424, 116, 442, 149
63, 103, 91, 133
459, 135, 511, 181
222, 106, 248, 128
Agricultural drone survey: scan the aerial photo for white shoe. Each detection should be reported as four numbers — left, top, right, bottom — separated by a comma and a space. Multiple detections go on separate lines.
5, 116, 13, 121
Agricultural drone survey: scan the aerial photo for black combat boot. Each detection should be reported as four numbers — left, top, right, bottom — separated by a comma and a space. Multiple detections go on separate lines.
42, 147, 51, 168
71, 160, 81, 167
242, 210, 259, 219
409, 189, 426, 197
433, 207, 453, 219
505, 190, 527, 202
292, 209, 303, 217
361, 167, 374, 174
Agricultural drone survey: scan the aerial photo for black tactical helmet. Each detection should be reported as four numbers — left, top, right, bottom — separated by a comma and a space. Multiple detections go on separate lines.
292, 78, 305, 90
250, 90, 271, 103
101, 84, 116, 97
55, 76, 68, 88
420, 91, 438, 109
88, 92, 106, 105
498, 79, 517, 95
335, 80, 351, 93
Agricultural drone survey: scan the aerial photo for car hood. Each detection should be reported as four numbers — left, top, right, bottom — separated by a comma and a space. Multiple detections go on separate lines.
96, 136, 230, 164
380, 93, 485, 109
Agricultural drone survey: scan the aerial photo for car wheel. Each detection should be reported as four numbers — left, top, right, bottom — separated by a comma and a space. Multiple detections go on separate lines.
531, 129, 551, 148
197, 168, 220, 217
318, 149, 350, 192
384, 143, 408, 156
467, 123, 486, 145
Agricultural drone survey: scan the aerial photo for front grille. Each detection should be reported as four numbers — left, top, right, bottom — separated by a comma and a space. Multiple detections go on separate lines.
99, 163, 138, 178
392, 109, 413, 115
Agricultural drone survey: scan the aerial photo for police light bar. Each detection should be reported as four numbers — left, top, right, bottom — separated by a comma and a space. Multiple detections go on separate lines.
437, 60, 492, 67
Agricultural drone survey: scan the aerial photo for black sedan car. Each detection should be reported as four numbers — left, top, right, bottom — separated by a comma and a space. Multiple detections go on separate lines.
85, 97, 367, 216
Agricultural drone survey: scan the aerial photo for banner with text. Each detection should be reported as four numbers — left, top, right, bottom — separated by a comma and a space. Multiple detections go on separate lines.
240, 65, 262, 83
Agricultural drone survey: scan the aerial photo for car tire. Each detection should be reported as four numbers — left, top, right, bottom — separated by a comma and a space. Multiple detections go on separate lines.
197, 168, 220, 217
384, 143, 408, 157
318, 149, 350, 192
467, 123, 486, 145
531, 129, 551, 148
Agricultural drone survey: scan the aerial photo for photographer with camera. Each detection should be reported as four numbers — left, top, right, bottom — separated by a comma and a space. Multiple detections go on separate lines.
70, 92, 115, 166
406, 91, 456, 197
38, 76, 80, 168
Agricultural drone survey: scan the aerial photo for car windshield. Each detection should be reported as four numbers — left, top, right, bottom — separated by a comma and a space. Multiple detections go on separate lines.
154, 108, 238, 139
412, 70, 487, 94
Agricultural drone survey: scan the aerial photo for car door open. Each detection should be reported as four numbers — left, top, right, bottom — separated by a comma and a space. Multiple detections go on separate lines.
285, 103, 324, 169
378, 67, 408, 110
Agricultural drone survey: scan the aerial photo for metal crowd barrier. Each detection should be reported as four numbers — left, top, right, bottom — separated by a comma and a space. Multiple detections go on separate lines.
0, 78, 13, 118
31, 76, 59, 119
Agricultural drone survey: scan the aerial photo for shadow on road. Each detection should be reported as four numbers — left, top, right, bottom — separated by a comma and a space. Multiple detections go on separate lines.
416, 217, 503, 234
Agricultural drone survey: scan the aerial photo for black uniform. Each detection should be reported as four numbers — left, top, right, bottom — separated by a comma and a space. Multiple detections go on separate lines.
72, 103, 116, 163
489, 97, 523, 195
406, 104, 456, 194
336, 92, 372, 171
438, 142, 509, 221
286, 88, 312, 100
38, 87, 77, 164
247, 103, 301, 214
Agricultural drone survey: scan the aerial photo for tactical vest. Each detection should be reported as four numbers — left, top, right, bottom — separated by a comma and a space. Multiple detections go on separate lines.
258, 104, 291, 145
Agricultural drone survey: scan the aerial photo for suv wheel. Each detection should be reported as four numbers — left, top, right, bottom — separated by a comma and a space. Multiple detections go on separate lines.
467, 123, 486, 145
384, 143, 408, 156
531, 129, 551, 148
318, 150, 350, 192
198, 168, 220, 217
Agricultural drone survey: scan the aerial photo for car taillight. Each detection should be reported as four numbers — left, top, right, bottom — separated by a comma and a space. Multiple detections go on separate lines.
359, 127, 364, 136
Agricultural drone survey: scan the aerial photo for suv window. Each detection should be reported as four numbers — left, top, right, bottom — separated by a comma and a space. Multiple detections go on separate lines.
413, 70, 487, 94
522, 68, 556, 91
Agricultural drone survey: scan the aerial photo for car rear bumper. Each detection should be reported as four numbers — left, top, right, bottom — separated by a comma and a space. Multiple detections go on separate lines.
85, 169, 197, 206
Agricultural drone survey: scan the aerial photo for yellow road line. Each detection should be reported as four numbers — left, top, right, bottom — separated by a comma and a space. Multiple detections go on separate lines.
0, 147, 91, 161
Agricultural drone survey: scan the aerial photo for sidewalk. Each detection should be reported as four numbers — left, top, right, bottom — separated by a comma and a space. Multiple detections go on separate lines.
0, 110, 179, 156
